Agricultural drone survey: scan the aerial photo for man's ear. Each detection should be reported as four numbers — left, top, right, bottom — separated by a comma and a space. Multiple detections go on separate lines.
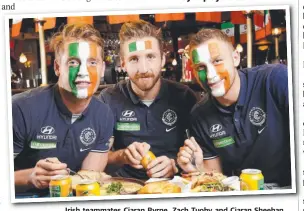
120, 57, 125, 69
100, 61, 106, 78
232, 50, 241, 67
161, 53, 166, 68
54, 59, 60, 77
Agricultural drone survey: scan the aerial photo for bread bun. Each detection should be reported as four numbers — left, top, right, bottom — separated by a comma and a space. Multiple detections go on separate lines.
138, 181, 181, 194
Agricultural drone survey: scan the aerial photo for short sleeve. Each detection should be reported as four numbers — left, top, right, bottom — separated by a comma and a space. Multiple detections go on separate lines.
190, 111, 218, 160
12, 102, 27, 156
91, 105, 114, 153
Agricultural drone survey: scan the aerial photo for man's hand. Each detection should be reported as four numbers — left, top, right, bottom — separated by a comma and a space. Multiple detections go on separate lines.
146, 156, 178, 178
177, 137, 204, 173
123, 142, 150, 169
29, 157, 68, 189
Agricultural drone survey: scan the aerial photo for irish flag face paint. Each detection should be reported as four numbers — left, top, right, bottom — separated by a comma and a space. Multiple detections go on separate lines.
128, 40, 152, 52
191, 42, 231, 97
198, 69, 207, 83
66, 42, 99, 99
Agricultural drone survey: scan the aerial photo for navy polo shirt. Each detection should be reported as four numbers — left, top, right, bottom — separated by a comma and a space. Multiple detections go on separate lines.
99, 79, 198, 179
191, 64, 291, 186
13, 84, 114, 173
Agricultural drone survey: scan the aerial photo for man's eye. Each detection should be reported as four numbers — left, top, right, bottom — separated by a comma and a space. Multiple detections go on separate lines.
130, 57, 138, 62
213, 59, 222, 65
147, 54, 155, 59
89, 61, 97, 66
68, 60, 79, 67
197, 65, 206, 71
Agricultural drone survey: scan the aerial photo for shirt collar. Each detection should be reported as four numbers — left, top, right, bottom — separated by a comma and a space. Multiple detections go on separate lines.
126, 79, 168, 105
53, 84, 90, 118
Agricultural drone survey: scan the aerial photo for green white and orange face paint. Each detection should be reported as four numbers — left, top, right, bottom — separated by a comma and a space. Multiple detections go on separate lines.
64, 42, 99, 99
192, 43, 231, 97
128, 40, 152, 53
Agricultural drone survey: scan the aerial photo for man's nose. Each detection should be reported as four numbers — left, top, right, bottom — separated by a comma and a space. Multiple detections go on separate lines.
206, 64, 217, 80
77, 64, 89, 76
138, 59, 148, 73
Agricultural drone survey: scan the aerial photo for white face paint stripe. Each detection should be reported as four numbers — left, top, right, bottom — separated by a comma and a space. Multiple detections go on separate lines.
195, 45, 226, 97
77, 88, 88, 99
195, 45, 219, 82
136, 41, 145, 51
77, 42, 90, 76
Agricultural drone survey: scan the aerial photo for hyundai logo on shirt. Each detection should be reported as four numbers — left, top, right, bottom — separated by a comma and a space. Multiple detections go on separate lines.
41, 126, 55, 135
122, 110, 135, 118
120, 110, 137, 122
37, 126, 57, 140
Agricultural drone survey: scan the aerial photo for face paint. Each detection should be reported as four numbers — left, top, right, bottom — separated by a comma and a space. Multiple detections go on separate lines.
191, 48, 205, 65
192, 42, 232, 98
67, 42, 99, 99
214, 63, 230, 93
198, 69, 207, 83
128, 40, 152, 52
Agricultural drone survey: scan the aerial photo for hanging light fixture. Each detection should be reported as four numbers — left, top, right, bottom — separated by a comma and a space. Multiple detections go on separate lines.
172, 59, 177, 66
19, 53, 27, 63
236, 44, 243, 53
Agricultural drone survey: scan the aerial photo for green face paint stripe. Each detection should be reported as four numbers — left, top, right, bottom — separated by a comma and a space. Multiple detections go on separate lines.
69, 43, 79, 57
68, 43, 80, 96
69, 66, 79, 96
198, 70, 207, 83
192, 49, 200, 64
129, 42, 137, 52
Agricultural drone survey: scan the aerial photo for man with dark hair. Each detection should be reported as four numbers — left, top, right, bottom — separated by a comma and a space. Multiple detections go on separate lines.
99, 20, 198, 179
13, 23, 114, 194
177, 28, 291, 187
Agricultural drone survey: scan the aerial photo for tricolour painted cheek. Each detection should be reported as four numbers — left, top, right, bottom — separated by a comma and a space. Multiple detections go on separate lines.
69, 66, 80, 96
86, 44, 99, 96
214, 64, 230, 92
68, 43, 81, 96
87, 66, 98, 96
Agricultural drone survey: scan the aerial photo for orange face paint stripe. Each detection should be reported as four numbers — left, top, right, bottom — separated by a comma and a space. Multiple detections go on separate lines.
87, 43, 98, 96
208, 43, 220, 60
215, 64, 230, 92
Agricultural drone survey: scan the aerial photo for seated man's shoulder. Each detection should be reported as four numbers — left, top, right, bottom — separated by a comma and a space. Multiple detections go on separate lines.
99, 81, 127, 101
243, 64, 287, 78
12, 85, 53, 107
190, 94, 213, 118
164, 79, 196, 98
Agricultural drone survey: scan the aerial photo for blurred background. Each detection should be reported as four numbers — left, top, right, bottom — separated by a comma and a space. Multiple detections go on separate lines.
8, 10, 287, 95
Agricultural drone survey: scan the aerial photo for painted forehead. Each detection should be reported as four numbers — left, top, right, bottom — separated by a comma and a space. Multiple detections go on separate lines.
128, 40, 153, 53
191, 42, 220, 64
68, 42, 98, 58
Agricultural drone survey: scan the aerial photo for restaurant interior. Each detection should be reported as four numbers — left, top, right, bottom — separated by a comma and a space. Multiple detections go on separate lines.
9, 10, 287, 96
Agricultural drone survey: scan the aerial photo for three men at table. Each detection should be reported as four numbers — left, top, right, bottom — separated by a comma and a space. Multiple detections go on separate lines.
13, 20, 292, 189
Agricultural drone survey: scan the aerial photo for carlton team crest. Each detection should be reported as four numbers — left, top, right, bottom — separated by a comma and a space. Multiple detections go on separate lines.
249, 107, 266, 126
162, 109, 177, 126
80, 127, 96, 146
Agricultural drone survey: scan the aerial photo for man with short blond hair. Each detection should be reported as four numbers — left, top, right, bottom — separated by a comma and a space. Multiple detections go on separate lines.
177, 28, 291, 187
100, 20, 197, 179
13, 23, 114, 195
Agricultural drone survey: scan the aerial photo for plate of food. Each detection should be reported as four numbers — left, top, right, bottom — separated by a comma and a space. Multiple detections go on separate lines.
99, 177, 145, 195
182, 171, 235, 192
